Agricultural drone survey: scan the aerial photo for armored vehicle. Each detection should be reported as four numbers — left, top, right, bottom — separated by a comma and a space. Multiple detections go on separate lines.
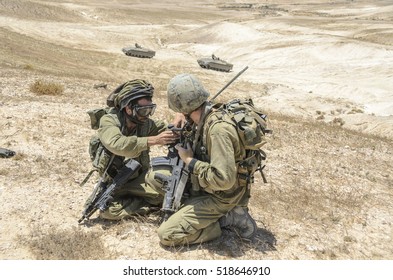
122, 43, 155, 58
197, 54, 233, 72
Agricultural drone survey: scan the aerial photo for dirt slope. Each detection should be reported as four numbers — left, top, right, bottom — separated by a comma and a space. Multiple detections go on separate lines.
0, 0, 392, 260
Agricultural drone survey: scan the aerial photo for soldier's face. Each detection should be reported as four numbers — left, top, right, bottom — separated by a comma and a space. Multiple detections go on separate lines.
129, 98, 156, 122
183, 107, 201, 125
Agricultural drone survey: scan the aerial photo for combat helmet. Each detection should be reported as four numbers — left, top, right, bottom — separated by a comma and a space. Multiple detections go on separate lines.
167, 73, 210, 114
111, 79, 154, 110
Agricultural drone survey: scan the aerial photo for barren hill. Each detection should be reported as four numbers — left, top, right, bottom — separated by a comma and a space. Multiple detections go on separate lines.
0, 0, 392, 260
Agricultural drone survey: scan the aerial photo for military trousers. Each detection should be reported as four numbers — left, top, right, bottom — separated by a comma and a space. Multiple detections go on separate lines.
145, 168, 247, 246
99, 170, 164, 220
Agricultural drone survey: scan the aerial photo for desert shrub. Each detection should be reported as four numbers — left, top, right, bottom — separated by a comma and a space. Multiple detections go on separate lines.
332, 117, 345, 126
29, 79, 64, 95
23, 64, 34, 70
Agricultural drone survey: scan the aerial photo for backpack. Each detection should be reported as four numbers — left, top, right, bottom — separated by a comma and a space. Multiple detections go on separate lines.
80, 82, 137, 186
80, 106, 119, 186
222, 98, 270, 150
204, 98, 271, 185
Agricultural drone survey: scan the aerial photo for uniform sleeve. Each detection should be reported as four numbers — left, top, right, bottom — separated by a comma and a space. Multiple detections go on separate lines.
98, 114, 164, 158
192, 122, 239, 191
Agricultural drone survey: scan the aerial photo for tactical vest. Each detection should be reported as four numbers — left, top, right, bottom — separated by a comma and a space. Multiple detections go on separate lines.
82, 108, 151, 186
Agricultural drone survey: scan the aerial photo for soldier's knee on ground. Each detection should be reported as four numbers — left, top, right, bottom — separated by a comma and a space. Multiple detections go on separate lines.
157, 218, 222, 246
157, 218, 196, 246
157, 225, 173, 246
99, 203, 127, 220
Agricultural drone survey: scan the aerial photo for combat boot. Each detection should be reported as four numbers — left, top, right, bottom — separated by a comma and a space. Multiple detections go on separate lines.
219, 206, 257, 239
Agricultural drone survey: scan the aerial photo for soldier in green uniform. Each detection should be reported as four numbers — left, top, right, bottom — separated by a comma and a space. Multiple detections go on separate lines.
95, 79, 182, 220
146, 74, 257, 246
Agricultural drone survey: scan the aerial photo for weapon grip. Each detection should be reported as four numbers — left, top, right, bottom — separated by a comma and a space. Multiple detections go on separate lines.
154, 173, 170, 184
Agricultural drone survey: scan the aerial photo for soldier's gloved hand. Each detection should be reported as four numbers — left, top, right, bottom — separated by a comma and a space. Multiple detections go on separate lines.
175, 142, 193, 165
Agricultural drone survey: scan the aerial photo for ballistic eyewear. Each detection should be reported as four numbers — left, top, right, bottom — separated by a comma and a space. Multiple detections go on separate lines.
133, 104, 156, 117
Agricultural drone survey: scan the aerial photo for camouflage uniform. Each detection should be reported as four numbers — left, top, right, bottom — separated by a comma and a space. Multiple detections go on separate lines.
146, 73, 254, 246
148, 111, 250, 245
97, 104, 167, 220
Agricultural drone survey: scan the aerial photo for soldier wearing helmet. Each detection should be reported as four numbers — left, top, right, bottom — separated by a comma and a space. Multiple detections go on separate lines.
95, 79, 183, 220
146, 73, 257, 246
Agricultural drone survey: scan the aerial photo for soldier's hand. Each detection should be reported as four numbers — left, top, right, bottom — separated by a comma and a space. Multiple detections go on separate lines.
175, 142, 193, 164
172, 113, 186, 128
148, 130, 179, 146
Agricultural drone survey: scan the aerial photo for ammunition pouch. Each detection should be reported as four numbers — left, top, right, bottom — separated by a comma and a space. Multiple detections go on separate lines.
88, 135, 125, 179
237, 149, 266, 187
87, 108, 107, 130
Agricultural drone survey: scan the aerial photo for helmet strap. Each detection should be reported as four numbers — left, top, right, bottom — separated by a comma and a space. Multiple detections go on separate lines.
192, 101, 212, 151
128, 110, 145, 125
123, 103, 144, 125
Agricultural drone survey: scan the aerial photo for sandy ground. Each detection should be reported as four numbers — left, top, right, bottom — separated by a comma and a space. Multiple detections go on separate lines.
0, 0, 393, 261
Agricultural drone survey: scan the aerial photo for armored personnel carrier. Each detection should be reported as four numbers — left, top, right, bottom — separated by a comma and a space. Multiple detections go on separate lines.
197, 54, 233, 72
122, 43, 155, 58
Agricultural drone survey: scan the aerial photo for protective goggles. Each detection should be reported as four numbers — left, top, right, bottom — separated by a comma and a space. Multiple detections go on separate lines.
133, 104, 156, 117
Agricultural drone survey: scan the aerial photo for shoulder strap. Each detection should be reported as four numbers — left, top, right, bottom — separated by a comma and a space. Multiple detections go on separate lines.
202, 105, 237, 149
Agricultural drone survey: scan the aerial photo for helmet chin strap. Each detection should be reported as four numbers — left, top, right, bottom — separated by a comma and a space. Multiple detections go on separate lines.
192, 101, 213, 151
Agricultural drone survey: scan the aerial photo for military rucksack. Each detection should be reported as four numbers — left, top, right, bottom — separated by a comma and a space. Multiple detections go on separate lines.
79, 108, 113, 186
80, 97, 122, 186
83, 81, 129, 179
204, 98, 271, 185
221, 98, 270, 150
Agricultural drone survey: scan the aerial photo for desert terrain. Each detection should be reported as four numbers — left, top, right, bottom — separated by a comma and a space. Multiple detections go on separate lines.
0, 0, 392, 260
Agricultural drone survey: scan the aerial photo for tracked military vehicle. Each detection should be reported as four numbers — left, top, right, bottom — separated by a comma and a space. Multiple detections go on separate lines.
122, 43, 155, 58
197, 54, 233, 72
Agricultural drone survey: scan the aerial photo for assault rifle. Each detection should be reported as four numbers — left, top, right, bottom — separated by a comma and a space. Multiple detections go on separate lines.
152, 124, 192, 222
78, 159, 141, 224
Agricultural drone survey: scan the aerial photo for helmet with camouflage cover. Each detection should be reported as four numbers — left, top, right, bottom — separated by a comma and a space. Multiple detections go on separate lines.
167, 73, 210, 114
112, 79, 154, 110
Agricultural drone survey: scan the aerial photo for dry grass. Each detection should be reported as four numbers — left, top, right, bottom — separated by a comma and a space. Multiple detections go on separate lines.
29, 79, 64, 95
251, 113, 393, 259
1, 67, 392, 259
0, 27, 125, 82
19, 225, 113, 260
